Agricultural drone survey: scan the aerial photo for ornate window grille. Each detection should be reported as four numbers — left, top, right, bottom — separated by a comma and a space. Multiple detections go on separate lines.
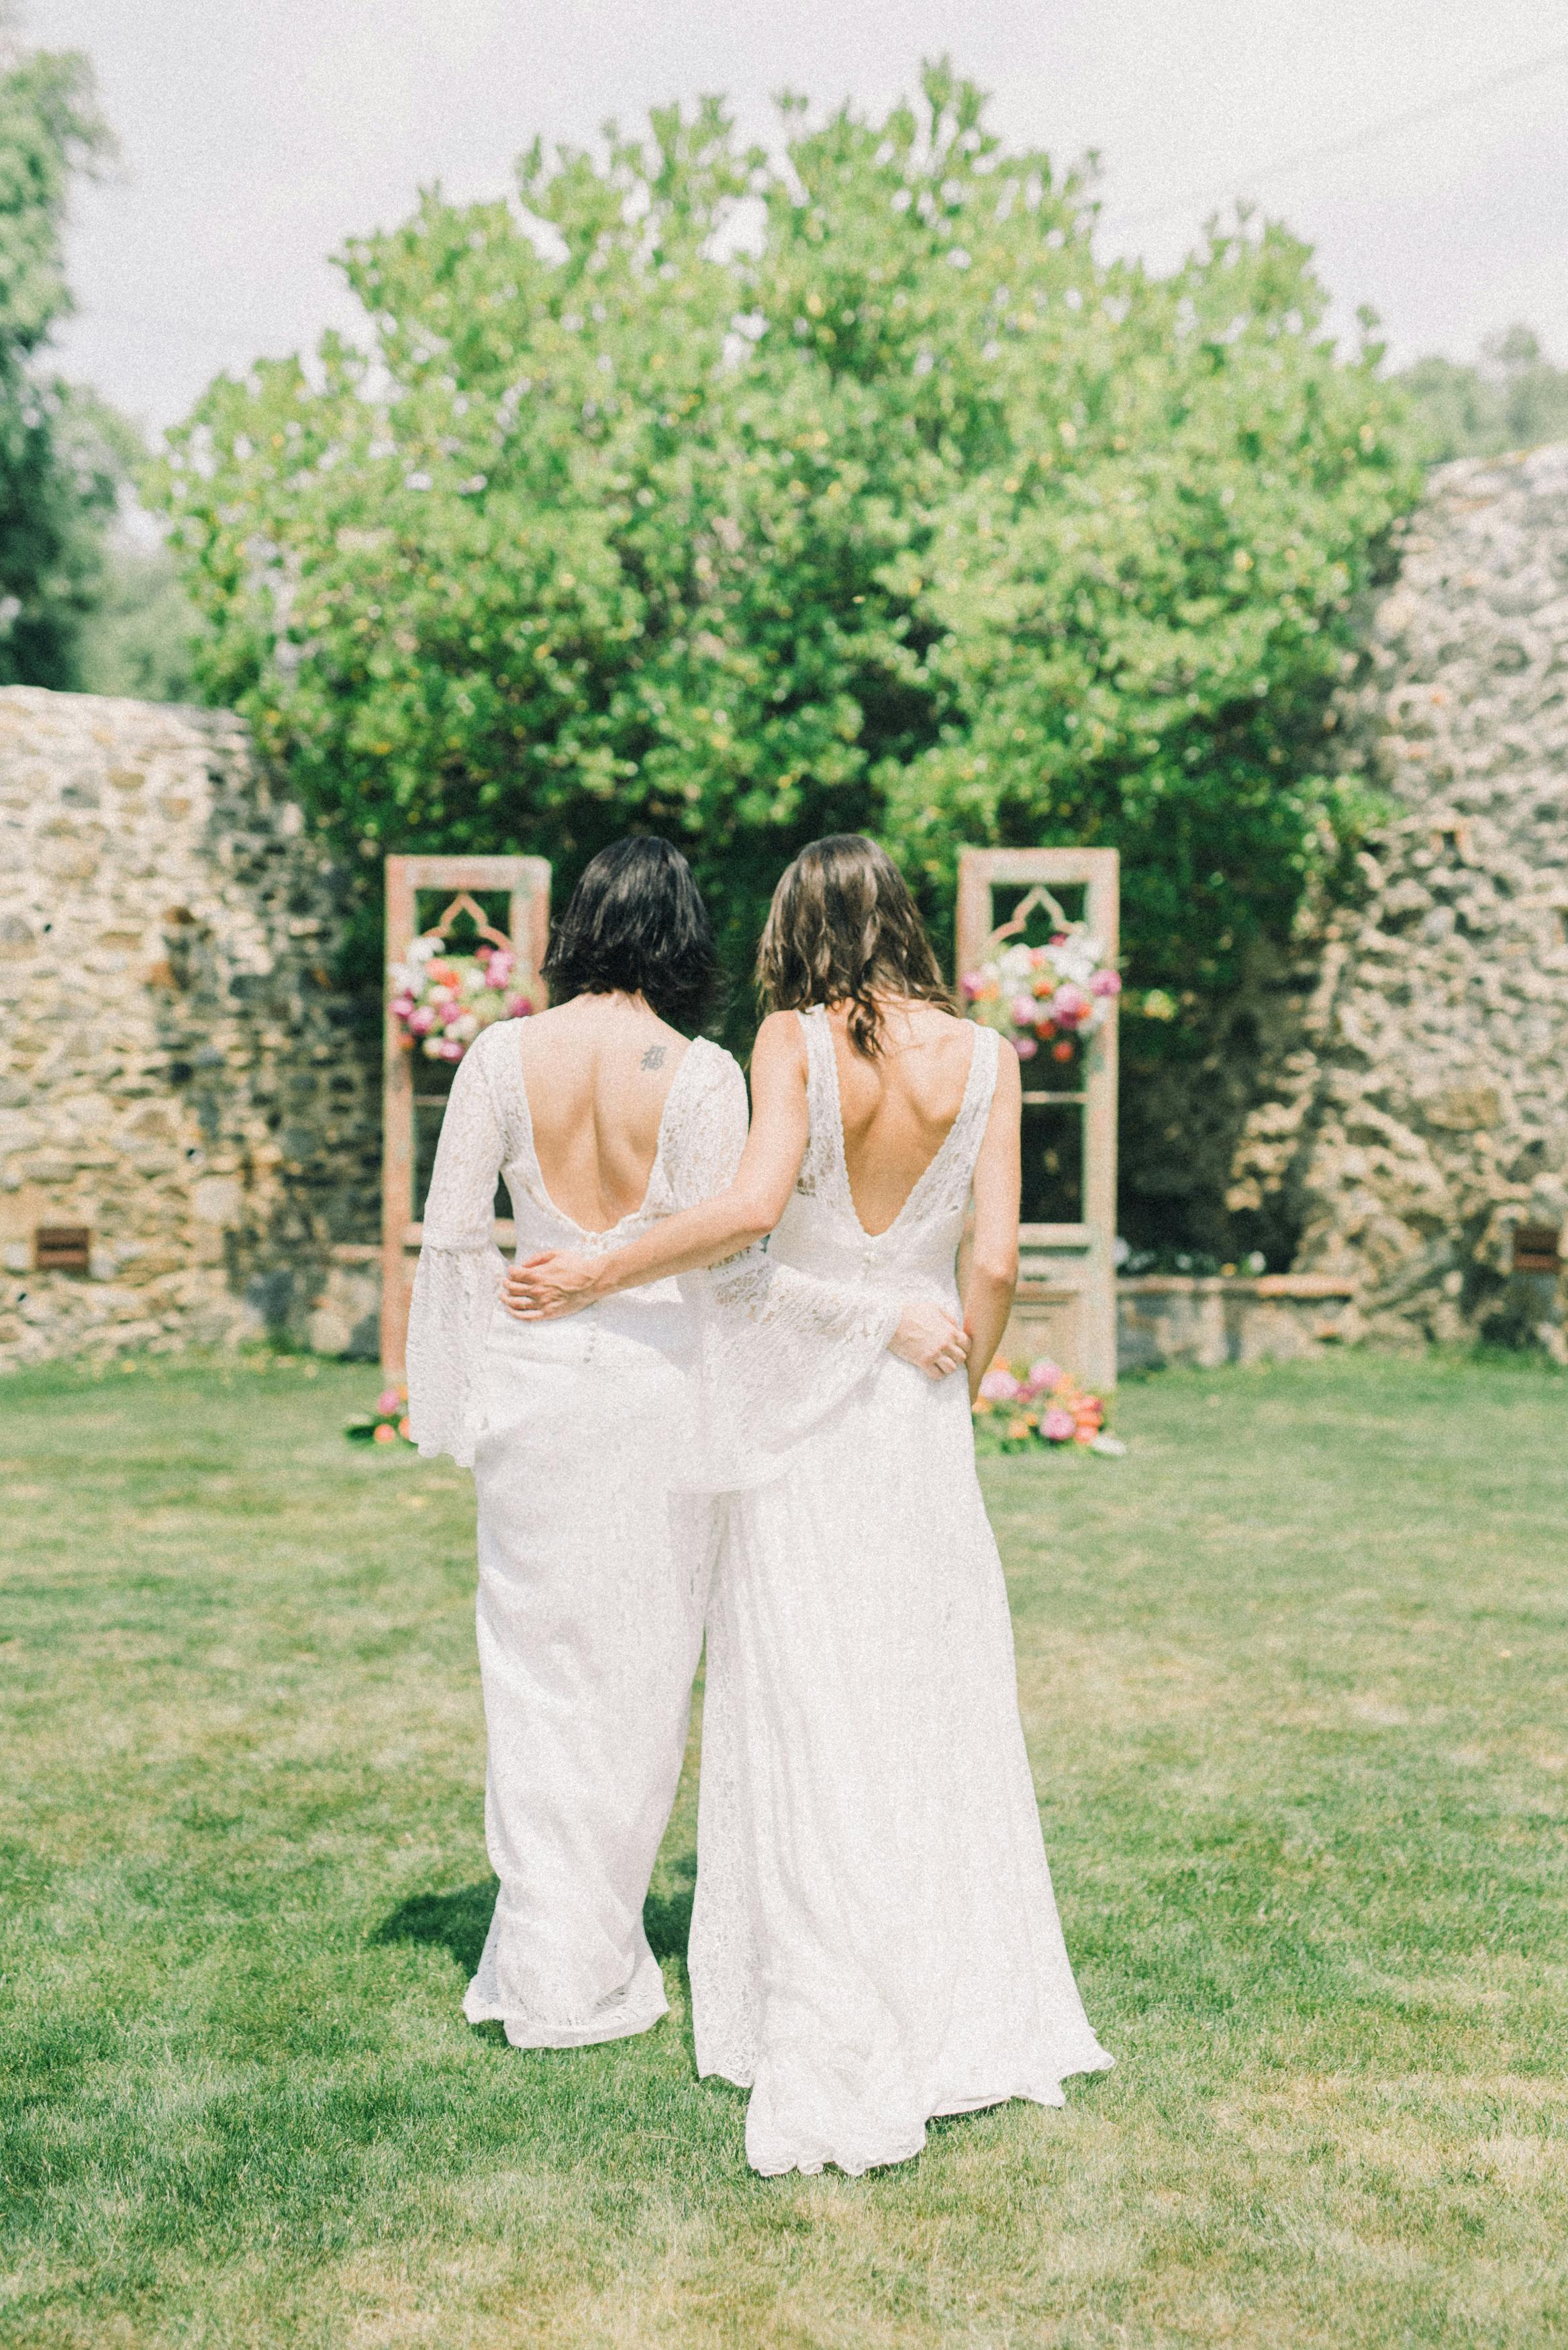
381, 855, 550, 1372
957, 847, 1120, 1389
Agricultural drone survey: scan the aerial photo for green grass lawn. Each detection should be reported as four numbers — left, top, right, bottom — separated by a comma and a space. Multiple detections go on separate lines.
2, 1350, 1565, 2349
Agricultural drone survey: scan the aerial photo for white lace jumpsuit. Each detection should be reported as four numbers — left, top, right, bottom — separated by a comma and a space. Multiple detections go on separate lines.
405, 1017, 895, 2050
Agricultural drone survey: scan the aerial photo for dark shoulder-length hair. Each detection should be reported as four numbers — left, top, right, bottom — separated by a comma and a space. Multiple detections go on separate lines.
542, 837, 721, 1033
754, 834, 951, 1058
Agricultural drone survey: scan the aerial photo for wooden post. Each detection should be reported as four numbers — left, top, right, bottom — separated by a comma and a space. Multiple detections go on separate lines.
381, 855, 550, 1376
957, 847, 1120, 1389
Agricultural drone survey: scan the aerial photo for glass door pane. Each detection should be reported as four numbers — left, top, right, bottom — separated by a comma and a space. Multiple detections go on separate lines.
1019, 1097, 1083, 1225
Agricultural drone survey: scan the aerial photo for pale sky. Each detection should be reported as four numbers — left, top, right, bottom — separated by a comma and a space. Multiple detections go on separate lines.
21, 0, 1568, 438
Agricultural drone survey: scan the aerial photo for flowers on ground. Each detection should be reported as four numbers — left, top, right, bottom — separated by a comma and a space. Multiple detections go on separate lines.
973, 1356, 1124, 1455
346, 1384, 416, 1447
962, 927, 1120, 1066
389, 934, 534, 1062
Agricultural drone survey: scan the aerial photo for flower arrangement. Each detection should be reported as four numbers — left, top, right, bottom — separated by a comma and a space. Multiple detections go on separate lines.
972, 1356, 1125, 1456
962, 925, 1120, 1066
345, 1384, 416, 1447
389, 933, 534, 1063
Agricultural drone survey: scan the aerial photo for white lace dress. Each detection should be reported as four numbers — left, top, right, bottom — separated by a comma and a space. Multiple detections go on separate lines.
405, 1016, 895, 2050
690, 1008, 1114, 2174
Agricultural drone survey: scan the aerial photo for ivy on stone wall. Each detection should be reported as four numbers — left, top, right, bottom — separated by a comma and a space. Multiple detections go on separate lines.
151, 66, 1420, 1100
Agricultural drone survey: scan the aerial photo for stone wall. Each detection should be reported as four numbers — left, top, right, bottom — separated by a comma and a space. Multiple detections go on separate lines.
0, 688, 379, 1372
1230, 445, 1568, 1352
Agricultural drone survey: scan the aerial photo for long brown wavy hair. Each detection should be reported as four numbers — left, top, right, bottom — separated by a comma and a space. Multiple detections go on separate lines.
755, 835, 952, 1058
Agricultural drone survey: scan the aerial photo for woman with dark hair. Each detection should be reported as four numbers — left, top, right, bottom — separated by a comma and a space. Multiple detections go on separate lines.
405, 837, 960, 2055
507, 835, 1112, 2173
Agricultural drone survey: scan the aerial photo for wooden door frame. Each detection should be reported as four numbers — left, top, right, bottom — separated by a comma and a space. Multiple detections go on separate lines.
956, 847, 1120, 1388
381, 855, 550, 1374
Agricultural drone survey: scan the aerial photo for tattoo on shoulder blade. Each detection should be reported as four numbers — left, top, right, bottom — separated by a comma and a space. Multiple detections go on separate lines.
640, 1044, 667, 1072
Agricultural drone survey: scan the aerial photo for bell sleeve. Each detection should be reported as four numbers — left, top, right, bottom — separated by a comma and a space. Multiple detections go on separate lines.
673, 1050, 901, 1493
405, 1027, 511, 1466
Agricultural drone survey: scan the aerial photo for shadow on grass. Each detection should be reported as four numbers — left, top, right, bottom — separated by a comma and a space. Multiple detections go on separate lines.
642, 1885, 693, 1961
373, 1878, 694, 1972
375, 1881, 496, 1974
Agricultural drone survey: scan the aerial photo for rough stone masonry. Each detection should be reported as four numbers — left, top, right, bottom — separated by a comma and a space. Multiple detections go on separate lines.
0, 688, 379, 1373
1230, 444, 1568, 1354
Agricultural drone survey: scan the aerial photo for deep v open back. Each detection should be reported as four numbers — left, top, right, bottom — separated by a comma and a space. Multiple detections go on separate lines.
765, 1006, 999, 1309
516, 1036, 692, 1243
502, 1023, 707, 1255
408, 1019, 734, 1409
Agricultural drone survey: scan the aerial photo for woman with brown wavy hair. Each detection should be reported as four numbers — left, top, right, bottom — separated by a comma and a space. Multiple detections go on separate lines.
505, 835, 1112, 2175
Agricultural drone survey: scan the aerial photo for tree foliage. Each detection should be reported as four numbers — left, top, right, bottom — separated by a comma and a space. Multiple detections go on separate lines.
1393, 325, 1568, 465
153, 65, 1418, 1035
0, 34, 121, 687
74, 535, 203, 703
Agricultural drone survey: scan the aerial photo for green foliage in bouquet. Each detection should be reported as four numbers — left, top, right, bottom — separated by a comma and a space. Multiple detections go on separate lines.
149, 62, 1419, 1017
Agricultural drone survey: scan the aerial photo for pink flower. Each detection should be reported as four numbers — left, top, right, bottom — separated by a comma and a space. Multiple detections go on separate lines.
407, 1005, 436, 1036
507, 994, 534, 1019
390, 993, 416, 1019
377, 1387, 401, 1413
1010, 993, 1037, 1027
436, 1037, 464, 1062
1042, 1405, 1076, 1442
1027, 1357, 1063, 1392
1050, 984, 1091, 1026
961, 972, 982, 999
979, 1366, 1021, 1403
1013, 1034, 1038, 1060
1090, 969, 1122, 996
487, 949, 515, 986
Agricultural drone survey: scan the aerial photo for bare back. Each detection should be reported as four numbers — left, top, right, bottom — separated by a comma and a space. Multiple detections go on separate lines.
826, 1000, 979, 1237
516, 994, 689, 1235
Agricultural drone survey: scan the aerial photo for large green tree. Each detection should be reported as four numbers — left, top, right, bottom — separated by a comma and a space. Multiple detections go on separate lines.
0, 32, 121, 688
153, 66, 1419, 1240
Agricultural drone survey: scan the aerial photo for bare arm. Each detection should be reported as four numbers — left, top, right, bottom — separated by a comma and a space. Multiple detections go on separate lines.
962, 1043, 1022, 1402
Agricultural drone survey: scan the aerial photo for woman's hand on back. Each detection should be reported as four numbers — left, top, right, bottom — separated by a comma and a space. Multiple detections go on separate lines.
889, 1301, 969, 1380
502, 1250, 603, 1320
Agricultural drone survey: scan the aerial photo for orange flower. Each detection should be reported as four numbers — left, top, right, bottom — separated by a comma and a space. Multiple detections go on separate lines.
397, 1416, 412, 1440
373, 1423, 395, 1445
